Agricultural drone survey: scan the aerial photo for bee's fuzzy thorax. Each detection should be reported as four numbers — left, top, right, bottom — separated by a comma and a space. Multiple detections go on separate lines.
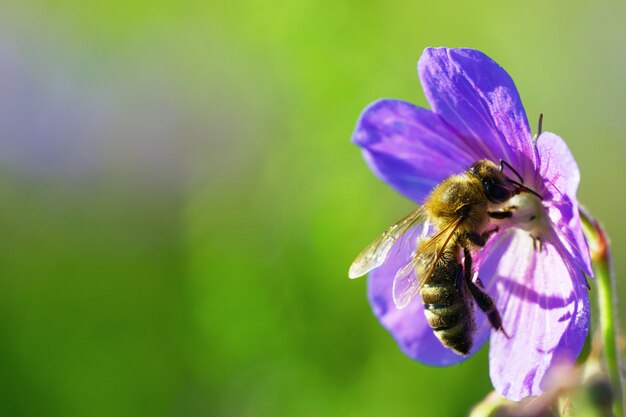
423, 171, 489, 236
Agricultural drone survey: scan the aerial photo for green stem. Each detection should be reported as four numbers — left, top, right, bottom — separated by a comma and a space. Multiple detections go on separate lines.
580, 208, 623, 417
595, 261, 622, 417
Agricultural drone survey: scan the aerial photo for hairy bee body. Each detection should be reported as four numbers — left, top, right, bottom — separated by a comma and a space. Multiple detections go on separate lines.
350, 159, 527, 355
424, 172, 489, 236
417, 172, 487, 354
420, 250, 476, 355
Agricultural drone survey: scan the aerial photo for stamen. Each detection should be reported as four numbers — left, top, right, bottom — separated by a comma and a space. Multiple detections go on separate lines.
533, 113, 544, 145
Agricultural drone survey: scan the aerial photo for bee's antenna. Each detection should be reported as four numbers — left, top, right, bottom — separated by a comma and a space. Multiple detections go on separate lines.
533, 113, 544, 145
507, 179, 543, 200
499, 159, 524, 184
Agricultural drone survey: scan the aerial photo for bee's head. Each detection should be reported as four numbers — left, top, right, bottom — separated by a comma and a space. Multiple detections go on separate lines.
468, 159, 516, 203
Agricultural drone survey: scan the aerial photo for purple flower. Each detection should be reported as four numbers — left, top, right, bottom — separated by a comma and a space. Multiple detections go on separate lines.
351, 47, 592, 401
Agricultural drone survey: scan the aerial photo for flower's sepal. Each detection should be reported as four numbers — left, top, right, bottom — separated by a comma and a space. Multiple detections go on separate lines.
580, 207, 623, 417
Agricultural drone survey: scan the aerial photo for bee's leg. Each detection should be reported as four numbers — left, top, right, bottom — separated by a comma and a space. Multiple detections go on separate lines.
463, 248, 510, 337
463, 231, 486, 247
480, 227, 499, 241
488, 210, 513, 219
454, 263, 464, 288
462, 229, 499, 249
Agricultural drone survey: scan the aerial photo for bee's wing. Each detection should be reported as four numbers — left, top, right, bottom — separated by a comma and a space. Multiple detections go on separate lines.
348, 207, 428, 279
392, 216, 465, 309
392, 249, 436, 309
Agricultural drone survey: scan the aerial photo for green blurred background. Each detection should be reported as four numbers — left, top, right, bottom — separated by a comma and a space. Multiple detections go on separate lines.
0, 1, 624, 416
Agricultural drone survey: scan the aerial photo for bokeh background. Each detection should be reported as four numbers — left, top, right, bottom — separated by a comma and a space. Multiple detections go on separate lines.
0, 1, 625, 416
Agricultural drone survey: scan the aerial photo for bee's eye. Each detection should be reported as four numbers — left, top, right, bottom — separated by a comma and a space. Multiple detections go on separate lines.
486, 184, 511, 203
481, 178, 511, 203
490, 185, 507, 199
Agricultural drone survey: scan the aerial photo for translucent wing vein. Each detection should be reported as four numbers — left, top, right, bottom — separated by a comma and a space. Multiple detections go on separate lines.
348, 207, 426, 279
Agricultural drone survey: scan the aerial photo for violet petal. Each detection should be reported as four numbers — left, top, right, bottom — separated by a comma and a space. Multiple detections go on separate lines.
536, 132, 592, 276
418, 48, 536, 178
353, 99, 481, 203
479, 230, 590, 400
367, 221, 489, 366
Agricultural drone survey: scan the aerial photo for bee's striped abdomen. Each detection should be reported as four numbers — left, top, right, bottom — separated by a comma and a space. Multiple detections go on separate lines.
421, 259, 476, 355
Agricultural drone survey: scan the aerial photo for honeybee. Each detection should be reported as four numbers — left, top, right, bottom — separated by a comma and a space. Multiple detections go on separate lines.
349, 159, 542, 355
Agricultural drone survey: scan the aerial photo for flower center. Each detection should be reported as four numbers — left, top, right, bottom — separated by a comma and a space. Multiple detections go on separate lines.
493, 192, 550, 244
